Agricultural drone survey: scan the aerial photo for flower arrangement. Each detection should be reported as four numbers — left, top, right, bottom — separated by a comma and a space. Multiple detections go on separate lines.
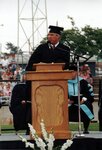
18, 120, 73, 150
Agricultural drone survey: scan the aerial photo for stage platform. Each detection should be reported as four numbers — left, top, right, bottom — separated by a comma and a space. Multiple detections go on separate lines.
0, 131, 102, 150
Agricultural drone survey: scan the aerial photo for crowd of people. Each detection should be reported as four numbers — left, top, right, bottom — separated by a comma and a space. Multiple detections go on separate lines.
0, 55, 24, 98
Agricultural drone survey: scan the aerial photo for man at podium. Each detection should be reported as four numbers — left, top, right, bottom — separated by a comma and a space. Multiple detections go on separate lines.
25, 25, 71, 100
24, 25, 71, 136
26, 25, 70, 71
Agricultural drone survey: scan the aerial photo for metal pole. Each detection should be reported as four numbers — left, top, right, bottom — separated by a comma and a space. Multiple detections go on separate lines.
0, 24, 4, 54
31, 0, 34, 50
17, 0, 19, 48
75, 56, 85, 137
45, 0, 48, 35
17, 0, 20, 64
77, 56, 82, 134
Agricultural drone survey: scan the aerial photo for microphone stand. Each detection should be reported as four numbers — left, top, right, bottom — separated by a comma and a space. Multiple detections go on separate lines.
70, 51, 93, 137
62, 41, 93, 136
75, 55, 84, 137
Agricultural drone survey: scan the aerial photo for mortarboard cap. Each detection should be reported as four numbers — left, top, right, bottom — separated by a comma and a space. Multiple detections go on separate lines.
49, 25, 64, 35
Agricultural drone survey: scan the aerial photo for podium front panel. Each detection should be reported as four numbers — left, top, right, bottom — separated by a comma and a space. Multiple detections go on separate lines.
31, 80, 71, 139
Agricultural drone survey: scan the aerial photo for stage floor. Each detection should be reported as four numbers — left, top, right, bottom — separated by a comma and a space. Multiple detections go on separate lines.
0, 131, 102, 150
72, 131, 102, 138
0, 131, 102, 141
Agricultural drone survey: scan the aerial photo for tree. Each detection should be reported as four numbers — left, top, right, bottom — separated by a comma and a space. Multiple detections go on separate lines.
6, 42, 19, 54
82, 26, 102, 58
61, 26, 99, 56
61, 16, 102, 62
40, 16, 102, 62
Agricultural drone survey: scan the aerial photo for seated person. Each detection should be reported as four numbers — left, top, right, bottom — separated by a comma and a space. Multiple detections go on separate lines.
68, 65, 94, 134
98, 79, 102, 131
9, 75, 31, 134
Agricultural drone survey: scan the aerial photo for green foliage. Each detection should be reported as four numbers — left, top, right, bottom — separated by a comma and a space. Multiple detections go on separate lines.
6, 42, 19, 54
61, 26, 101, 57
61, 17, 102, 59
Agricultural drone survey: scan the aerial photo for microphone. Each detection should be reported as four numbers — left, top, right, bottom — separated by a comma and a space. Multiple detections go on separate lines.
47, 41, 52, 49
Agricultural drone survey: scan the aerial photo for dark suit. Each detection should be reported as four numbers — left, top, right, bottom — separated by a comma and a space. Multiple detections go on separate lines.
9, 83, 31, 131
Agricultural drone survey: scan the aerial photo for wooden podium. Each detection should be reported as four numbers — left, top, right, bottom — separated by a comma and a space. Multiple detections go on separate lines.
26, 63, 73, 139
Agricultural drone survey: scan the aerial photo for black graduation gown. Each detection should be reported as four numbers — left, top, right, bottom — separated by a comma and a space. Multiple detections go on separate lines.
26, 42, 70, 71
98, 79, 102, 131
9, 83, 31, 131
25, 42, 70, 101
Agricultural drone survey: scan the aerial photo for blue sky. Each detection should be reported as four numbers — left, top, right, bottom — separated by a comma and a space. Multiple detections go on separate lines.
0, 0, 102, 52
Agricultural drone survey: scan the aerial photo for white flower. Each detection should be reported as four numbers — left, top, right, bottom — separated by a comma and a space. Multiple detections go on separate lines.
18, 121, 73, 150
47, 133, 55, 150
49, 133, 55, 141
28, 123, 38, 139
35, 137, 46, 150
61, 139, 73, 150
47, 139, 54, 150
25, 142, 34, 149
40, 119, 48, 142
28, 123, 46, 150
18, 134, 35, 149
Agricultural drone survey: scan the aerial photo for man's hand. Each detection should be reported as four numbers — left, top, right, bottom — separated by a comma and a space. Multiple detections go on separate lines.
68, 99, 74, 104
21, 100, 26, 105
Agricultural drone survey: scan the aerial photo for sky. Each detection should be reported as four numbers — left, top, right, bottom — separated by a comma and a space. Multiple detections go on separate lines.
0, 0, 102, 53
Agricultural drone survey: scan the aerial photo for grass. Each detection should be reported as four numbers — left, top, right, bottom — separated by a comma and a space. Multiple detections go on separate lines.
0, 125, 26, 134
0, 122, 99, 134
69, 121, 99, 131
